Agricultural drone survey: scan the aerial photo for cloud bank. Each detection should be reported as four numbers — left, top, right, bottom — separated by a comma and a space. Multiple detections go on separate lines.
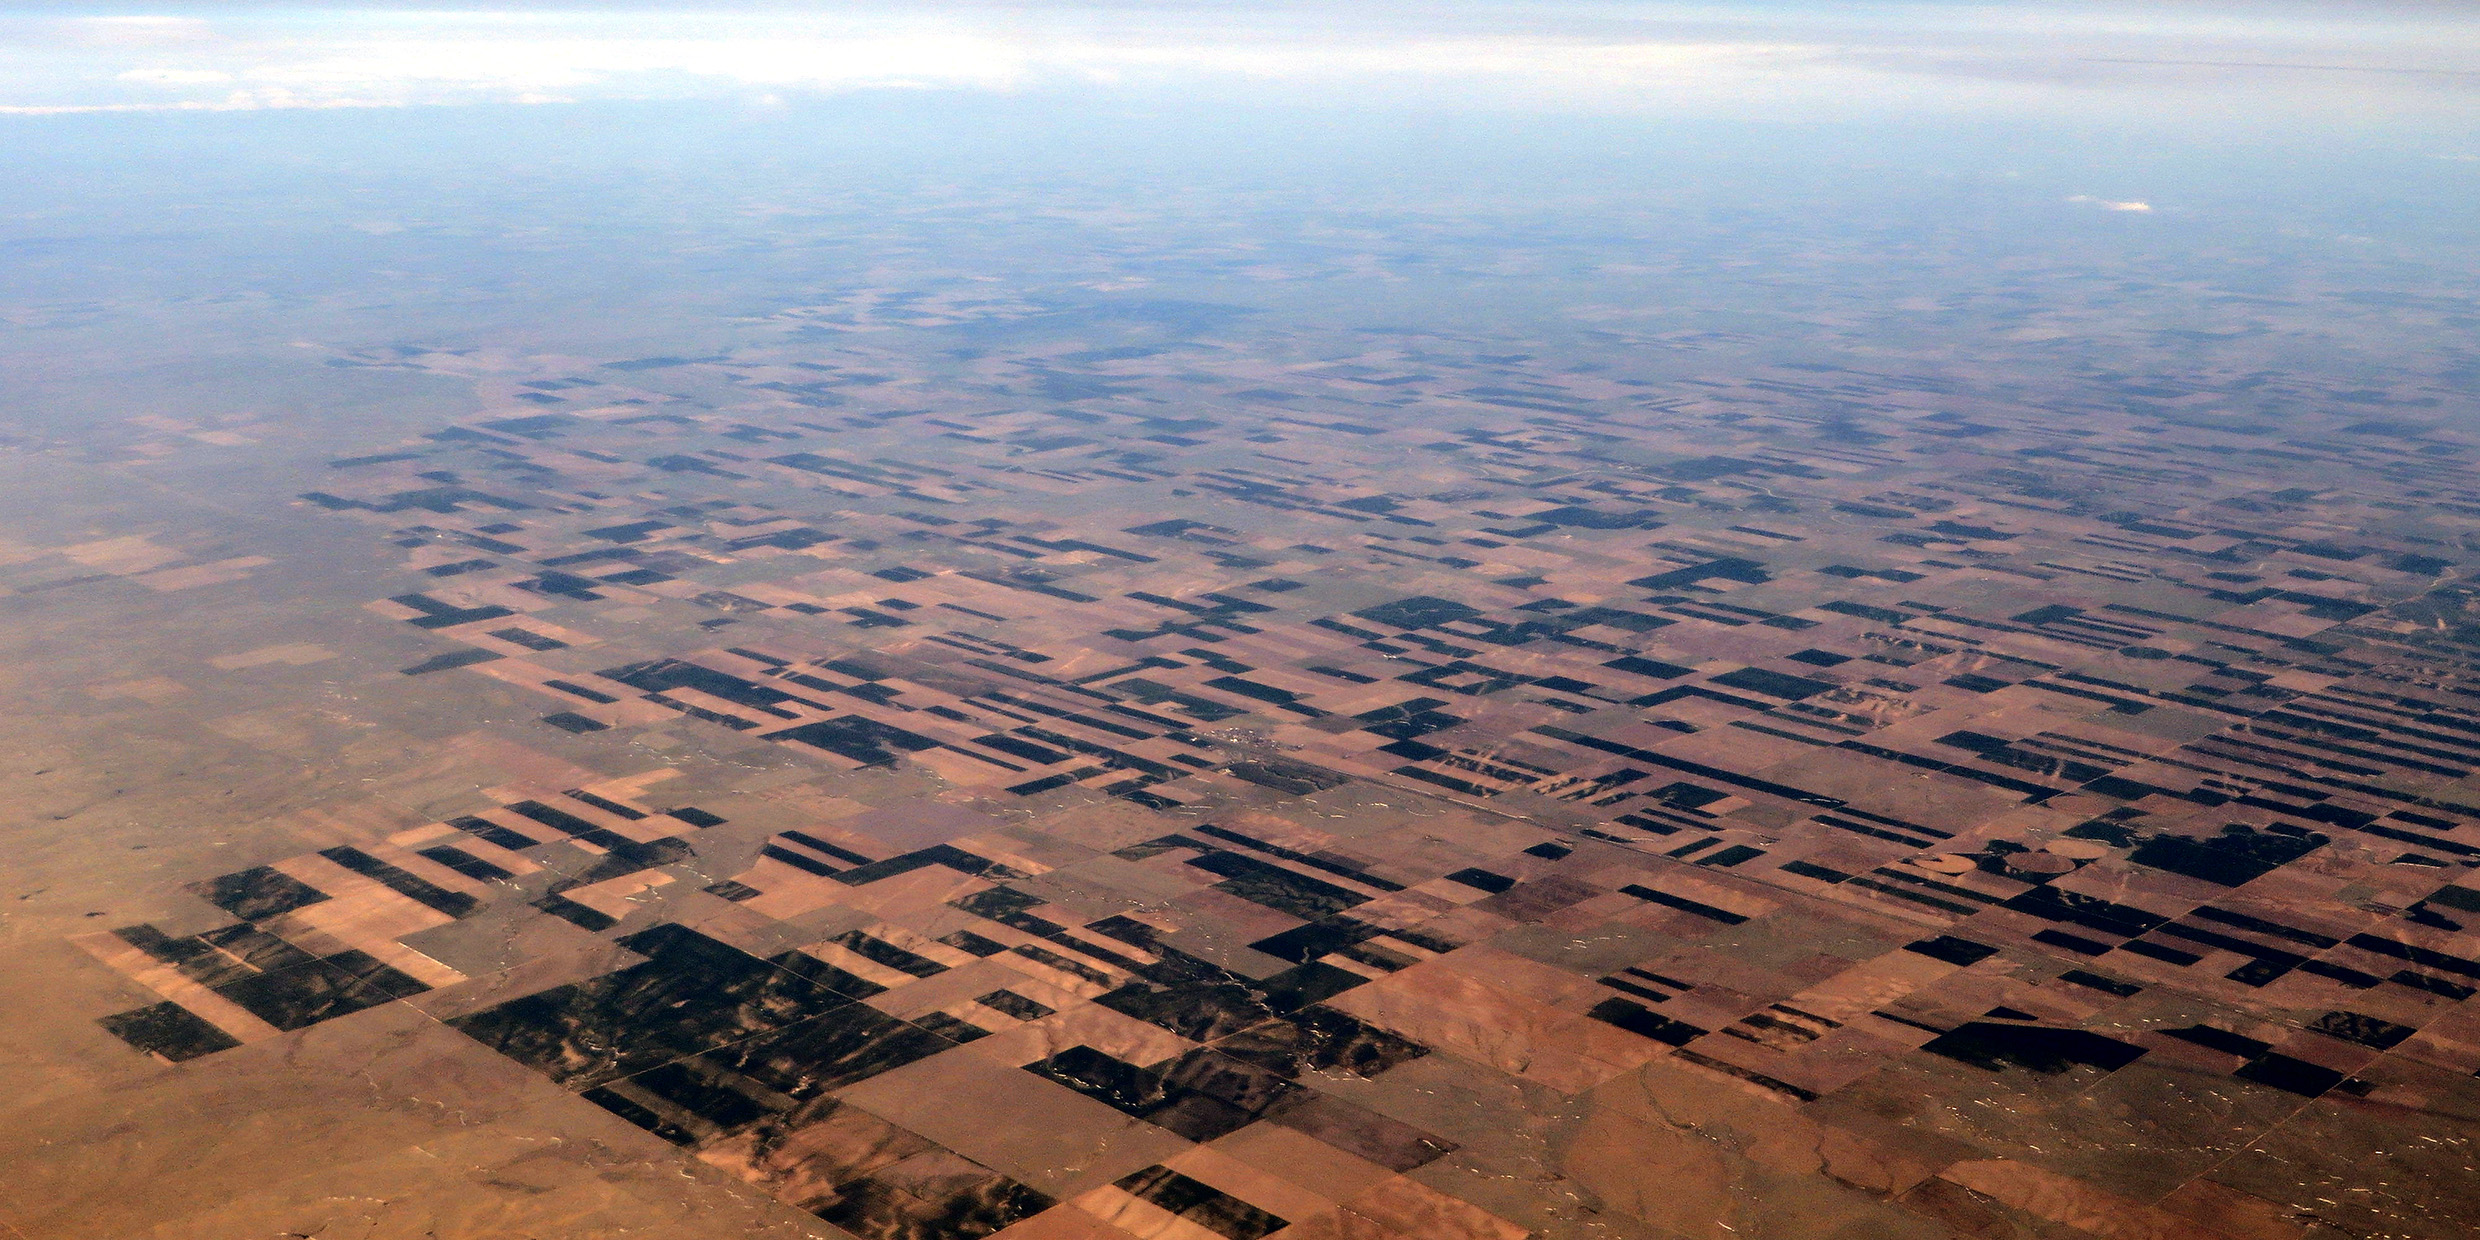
0, 3, 2472, 124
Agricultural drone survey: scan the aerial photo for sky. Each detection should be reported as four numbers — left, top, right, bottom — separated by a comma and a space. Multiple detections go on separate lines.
0, 2, 2473, 137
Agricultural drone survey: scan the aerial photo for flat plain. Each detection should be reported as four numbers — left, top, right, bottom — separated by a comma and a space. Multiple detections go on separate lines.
2, 139, 2477, 1240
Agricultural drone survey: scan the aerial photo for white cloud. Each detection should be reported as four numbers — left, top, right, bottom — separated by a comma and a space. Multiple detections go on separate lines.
0, 3, 2469, 121
117, 68, 232, 84
53, 15, 218, 47
2067, 195, 2154, 212
0, 96, 405, 116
